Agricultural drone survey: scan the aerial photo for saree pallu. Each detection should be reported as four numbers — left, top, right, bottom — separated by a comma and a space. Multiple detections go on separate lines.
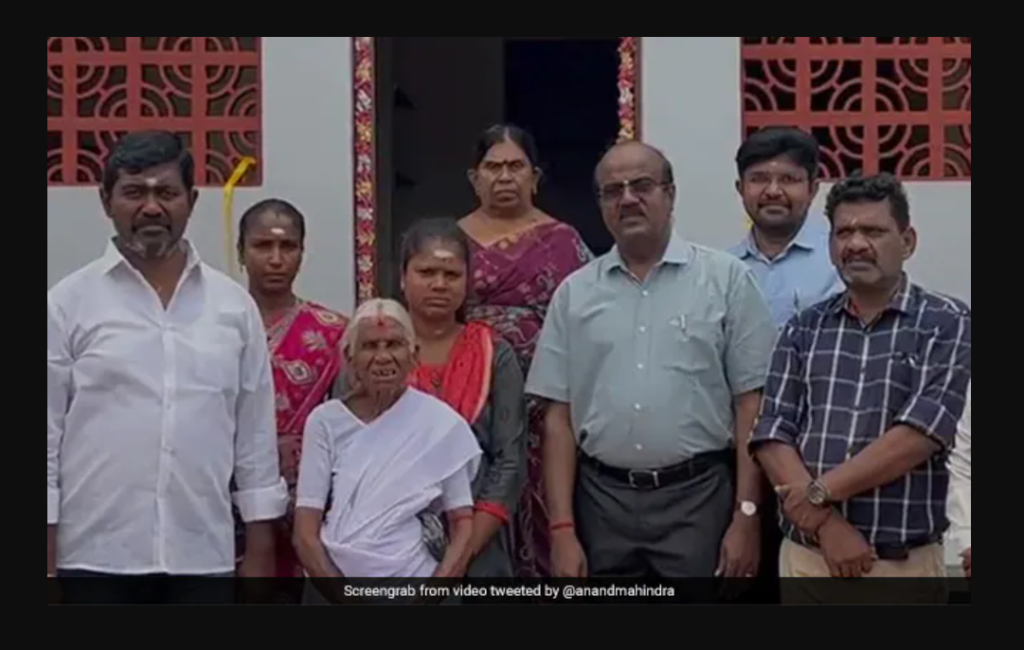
465, 221, 591, 577
267, 300, 349, 577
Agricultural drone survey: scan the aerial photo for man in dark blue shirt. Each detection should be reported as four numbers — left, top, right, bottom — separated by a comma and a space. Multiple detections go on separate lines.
749, 173, 970, 595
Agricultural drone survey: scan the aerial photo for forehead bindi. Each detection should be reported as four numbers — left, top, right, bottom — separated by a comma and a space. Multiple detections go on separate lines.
116, 164, 184, 192
252, 214, 300, 241
484, 140, 528, 165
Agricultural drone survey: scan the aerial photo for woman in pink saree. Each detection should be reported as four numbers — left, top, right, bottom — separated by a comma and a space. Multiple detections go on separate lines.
459, 125, 591, 576
238, 199, 349, 579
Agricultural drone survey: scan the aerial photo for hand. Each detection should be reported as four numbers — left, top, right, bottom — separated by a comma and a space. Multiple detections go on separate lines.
551, 530, 588, 578
716, 515, 761, 578
961, 548, 970, 579
776, 484, 832, 535
817, 513, 875, 578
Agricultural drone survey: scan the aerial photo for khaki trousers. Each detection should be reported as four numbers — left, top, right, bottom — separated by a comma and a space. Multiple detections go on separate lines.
779, 538, 949, 604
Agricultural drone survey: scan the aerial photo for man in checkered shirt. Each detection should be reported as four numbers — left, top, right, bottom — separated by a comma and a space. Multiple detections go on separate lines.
749, 173, 970, 592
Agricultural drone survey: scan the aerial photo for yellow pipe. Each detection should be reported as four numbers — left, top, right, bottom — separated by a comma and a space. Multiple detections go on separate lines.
222, 157, 257, 278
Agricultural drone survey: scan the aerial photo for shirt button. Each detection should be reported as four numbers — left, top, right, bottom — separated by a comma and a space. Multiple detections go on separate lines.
635, 444, 643, 451
642, 290, 650, 297
637, 363, 644, 370
639, 326, 647, 333
634, 404, 642, 412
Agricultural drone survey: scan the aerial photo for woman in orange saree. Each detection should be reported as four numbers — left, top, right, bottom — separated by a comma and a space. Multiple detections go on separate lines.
238, 199, 349, 580
399, 218, 528, 577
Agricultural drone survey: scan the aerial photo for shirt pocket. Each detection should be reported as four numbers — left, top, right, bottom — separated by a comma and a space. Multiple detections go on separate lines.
182, 319, 244, 394
663, 310, 725, 373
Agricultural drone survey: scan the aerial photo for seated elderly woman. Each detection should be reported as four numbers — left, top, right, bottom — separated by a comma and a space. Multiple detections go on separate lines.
292, 298, 482, 588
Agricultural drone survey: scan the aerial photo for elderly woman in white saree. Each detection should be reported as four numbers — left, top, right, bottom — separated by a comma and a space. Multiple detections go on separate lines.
292, 299, 482, 596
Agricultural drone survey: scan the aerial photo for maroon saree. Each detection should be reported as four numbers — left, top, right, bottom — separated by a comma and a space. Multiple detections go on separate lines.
465, 221, 592, 577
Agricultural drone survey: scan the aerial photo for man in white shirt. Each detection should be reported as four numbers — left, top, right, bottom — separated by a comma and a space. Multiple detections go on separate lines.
47, 131, 288, 603
948, 383, 971, 578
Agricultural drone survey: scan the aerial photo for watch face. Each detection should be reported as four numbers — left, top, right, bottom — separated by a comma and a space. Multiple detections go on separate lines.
807, 482, 826, 506
741, 501, 757, 516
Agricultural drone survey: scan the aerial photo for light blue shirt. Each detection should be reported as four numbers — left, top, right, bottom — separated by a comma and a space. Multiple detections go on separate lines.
728, 216, 844, 327
525, 230, 777, 469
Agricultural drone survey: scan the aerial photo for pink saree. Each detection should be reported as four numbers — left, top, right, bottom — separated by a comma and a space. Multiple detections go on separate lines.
267, 299, 349, 577
465, 221, 592, 577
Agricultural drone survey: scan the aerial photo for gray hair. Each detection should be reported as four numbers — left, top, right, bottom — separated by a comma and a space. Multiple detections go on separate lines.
340, 298, 417, 356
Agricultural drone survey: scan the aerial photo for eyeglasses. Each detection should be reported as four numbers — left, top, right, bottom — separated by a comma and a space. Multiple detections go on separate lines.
598, 177, 668, 202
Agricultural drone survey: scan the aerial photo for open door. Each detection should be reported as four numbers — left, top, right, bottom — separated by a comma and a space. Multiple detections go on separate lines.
350, 36, 641, 303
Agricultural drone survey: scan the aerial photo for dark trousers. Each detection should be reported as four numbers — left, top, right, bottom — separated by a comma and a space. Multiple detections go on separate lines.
56, 570, 235, 605
574, 454, 734, 578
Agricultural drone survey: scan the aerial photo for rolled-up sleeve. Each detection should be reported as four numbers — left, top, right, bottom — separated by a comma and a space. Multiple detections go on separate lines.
947, 384, 971, 551
475, 341, 528, 523
724, 264, 778, 395
47, 296, 71, 525
525, 282, 571, 403
749, 320, 806, 451
894, 309, 971, 449
295, 409, 332, 511
233, 303, 288, 522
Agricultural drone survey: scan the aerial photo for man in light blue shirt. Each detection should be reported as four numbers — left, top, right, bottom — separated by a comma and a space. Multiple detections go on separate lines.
729, 127, 844, 327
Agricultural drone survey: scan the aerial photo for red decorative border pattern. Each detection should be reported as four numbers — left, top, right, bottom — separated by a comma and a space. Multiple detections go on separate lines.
352, 37, 377, 304
618, 37, 641, 141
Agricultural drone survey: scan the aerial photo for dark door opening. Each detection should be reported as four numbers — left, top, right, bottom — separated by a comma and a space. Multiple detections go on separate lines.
375, 37, 621, 296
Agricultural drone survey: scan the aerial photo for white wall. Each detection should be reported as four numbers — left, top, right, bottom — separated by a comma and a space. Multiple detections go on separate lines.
642, 37, 971, 306
47, 37, 356, 313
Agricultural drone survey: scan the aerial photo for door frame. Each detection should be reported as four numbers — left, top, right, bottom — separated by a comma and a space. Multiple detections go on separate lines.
350, 36, 642, 304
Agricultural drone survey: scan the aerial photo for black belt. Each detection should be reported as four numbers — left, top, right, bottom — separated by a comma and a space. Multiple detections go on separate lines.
581, 449, 732, 490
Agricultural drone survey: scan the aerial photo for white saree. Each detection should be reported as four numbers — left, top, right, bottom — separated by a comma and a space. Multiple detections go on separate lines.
296, 388, 482, 577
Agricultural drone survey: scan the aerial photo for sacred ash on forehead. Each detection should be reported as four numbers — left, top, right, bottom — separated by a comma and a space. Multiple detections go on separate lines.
269, 227, 287, 236
432, 249, 455, 260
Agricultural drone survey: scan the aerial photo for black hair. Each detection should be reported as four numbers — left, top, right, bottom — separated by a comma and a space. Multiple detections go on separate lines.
594, 139, 675, 186
102, 130, 195, 194
736, 126, 820, 180
236, 198, 307, 254
399, 218, 472, 323
825, 172, 911, 231
473, 123, 541, 169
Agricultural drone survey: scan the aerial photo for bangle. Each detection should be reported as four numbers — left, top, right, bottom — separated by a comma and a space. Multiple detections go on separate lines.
550, 521, 575, 533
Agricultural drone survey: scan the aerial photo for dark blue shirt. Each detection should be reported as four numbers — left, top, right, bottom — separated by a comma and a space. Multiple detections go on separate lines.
750, 279, 971, 547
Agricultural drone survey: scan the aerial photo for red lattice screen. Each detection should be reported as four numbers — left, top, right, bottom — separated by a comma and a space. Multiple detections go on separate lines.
741, 37, 971, 180
47, 37, 262, 186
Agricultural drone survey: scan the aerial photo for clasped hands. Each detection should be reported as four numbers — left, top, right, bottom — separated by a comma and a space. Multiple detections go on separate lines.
776, 483, 876, 578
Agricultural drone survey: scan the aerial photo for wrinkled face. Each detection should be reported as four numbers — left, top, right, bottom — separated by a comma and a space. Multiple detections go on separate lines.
101, 162, 197, 259
402, 239, 467, 322
240, 212, 303, 294
469, 138, 538, 212
737, 155, 819, 235
596, 144, 675, 249
830, 200, 916, 291
347, 316, 416, 394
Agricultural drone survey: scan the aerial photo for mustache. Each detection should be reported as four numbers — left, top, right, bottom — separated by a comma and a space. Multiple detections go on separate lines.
843, 255, 875, 264
133, 216, 171, 229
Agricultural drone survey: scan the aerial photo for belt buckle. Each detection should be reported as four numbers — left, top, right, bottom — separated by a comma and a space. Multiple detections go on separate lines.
628, 469, 660, 489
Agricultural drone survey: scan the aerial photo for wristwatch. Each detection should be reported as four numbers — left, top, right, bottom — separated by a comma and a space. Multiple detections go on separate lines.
737, 500, 759, 517
806, 479, 832, 507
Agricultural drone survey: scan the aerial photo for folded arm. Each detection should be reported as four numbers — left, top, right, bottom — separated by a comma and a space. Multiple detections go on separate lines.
819, 312, 971, 501
47, 297, 72, 576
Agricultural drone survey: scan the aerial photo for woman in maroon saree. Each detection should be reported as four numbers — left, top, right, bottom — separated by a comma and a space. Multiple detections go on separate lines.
237, 199, 349, 581
460, 125, 591, 577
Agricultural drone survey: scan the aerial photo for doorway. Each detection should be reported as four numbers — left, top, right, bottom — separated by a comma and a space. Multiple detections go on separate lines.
361, 37, 640, 299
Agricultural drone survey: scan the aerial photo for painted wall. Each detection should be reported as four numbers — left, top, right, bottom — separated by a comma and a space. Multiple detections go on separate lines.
642, 37, 971, 306
47, 37, 357, 313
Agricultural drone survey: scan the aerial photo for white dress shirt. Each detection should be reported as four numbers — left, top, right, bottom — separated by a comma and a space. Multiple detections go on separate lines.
47, 240, 288, 575
947, 383, 971, 554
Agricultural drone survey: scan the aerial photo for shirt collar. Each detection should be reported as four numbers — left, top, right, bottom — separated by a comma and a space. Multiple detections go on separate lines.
735, 215, 824, 261
100, 238, 203, 276
827, 273, 919, 318
606, 227, 693, 273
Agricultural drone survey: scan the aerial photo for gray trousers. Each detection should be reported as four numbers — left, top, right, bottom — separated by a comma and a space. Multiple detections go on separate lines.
574, 455, 734, 578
